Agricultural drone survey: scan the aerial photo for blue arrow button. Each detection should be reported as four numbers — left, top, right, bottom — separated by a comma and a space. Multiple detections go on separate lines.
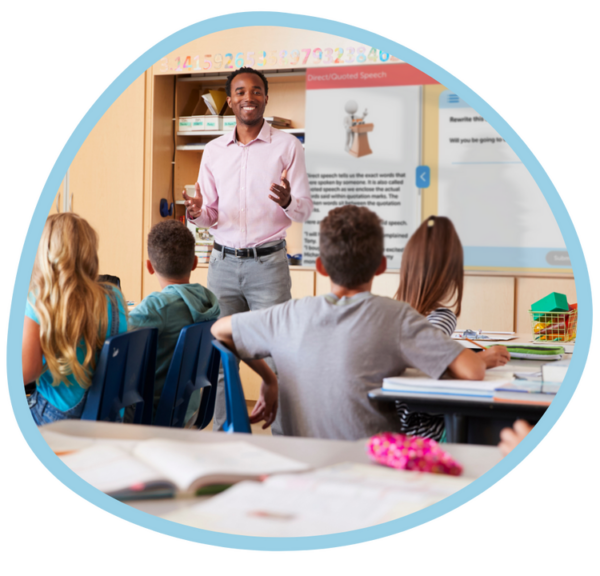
416, 166, 430, 188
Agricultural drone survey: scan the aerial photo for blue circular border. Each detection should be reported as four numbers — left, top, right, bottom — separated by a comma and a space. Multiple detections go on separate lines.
7, 12, 592, 551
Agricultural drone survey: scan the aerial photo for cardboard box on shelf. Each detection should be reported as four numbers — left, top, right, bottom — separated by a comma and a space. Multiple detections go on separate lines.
178, 89, 201, 132
204, 116, 223, 131
200, 89, 234, 131
178, 117, 194, 132
189, 116, 205, 130
223, 116, 237, 131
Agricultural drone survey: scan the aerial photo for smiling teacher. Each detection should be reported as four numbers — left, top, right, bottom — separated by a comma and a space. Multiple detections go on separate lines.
183, 67, 313, 432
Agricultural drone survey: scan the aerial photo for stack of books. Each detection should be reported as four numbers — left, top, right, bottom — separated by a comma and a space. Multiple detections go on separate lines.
541, 359, 570, 393
194, 227, 214, 264
264, 116, 292, 129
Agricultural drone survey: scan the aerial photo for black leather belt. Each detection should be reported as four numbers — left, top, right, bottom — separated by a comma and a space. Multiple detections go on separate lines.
213, 240, 286, 258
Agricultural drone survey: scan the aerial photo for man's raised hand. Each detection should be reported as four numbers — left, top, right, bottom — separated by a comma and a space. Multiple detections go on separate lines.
182, 182, 203, 219
269, 169, 291, 209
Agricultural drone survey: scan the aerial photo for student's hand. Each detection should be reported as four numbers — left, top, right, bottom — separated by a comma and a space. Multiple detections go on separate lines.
498, 420, 534, 456
480, 346, 511, 368
249, 377, 279, 429
269, 169, 291, 209
182, 182, 203, 219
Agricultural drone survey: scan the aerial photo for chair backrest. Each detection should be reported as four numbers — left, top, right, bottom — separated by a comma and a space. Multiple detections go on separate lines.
211, 340, 251, 434
154, 320, 219, 429
98, 274, 122, 290
81, 328, 158, 424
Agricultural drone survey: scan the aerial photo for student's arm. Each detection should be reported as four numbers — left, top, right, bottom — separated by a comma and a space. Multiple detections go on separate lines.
446, 348, 486, 380
22, 316, 44, 384
211, 316, 278, 429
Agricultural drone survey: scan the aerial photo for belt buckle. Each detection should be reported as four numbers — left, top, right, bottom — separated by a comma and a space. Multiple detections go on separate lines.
234, 248, 238, 257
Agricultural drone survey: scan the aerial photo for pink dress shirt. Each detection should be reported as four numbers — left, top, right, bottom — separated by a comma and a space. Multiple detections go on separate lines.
189, 121, 313, 249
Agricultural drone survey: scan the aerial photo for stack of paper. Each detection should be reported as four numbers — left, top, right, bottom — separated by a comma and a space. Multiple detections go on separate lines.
542, 358, 571, 393
161, 463, 474, 537
202, 90, 228, 116
382, 372, 514, 398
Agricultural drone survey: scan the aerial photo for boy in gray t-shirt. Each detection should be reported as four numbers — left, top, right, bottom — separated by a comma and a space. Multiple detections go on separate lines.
212, 206, 507, 440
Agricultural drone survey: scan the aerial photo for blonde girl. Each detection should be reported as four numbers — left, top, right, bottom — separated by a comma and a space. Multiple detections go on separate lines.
395, 216, 509, 439
22, 213, 128, 424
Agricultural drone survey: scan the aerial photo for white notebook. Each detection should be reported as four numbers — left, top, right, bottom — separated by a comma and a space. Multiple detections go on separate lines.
383, 372, 513, 397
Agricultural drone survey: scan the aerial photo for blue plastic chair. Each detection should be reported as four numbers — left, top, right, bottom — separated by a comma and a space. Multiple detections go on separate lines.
81, 328, 158, 424
211, 340, 252, 434
154, 320, 219, 429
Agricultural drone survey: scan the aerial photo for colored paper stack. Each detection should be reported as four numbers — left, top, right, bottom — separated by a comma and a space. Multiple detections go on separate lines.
264, 116, 292, 129
195, 227, 214, 264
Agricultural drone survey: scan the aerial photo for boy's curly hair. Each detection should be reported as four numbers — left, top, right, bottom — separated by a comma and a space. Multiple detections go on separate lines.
148, 220, 196, 278
319, 205, 384, 289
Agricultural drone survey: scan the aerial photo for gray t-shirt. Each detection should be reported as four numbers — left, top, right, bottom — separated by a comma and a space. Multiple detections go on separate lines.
232, 292, 465, 441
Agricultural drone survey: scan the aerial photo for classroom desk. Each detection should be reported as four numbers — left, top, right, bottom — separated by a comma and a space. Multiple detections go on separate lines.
41, 420, 503, 517
369, 353, 566, 446
455, 332, 576, 353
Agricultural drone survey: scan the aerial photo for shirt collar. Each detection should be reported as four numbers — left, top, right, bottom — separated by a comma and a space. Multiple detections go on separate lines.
226, 119, 272, 146
324, 291, 373, 306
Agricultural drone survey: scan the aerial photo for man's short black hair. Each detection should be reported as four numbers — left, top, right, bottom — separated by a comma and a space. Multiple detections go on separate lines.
225, 67, 269, 96
147, 220, 196, 279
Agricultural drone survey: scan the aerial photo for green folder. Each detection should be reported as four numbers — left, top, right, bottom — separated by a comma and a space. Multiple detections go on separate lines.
489, 344, 564, 360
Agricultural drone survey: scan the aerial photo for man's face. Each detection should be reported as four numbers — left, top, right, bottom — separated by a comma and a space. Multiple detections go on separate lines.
227, 73, 268, 127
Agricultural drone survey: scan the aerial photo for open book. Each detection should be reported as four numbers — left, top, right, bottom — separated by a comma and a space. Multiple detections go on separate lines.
161, 463, 474, 537
57, 438, 309, 500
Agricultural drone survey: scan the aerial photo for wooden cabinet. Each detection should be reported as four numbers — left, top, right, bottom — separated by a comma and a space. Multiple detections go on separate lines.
68, 73, 146, 303
458, 276, 515, 333
48, 182, 64, 217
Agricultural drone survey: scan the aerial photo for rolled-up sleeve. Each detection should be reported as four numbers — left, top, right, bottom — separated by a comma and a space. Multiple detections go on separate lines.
282, 138, 313, 222
231, 309, 275, 360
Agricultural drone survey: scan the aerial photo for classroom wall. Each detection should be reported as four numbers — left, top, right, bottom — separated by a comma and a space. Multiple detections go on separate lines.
59, 27, 578, 402
57, 73, 147, 303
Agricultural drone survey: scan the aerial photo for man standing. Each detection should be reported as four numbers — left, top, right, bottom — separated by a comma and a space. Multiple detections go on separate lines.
183, 66, 312, 431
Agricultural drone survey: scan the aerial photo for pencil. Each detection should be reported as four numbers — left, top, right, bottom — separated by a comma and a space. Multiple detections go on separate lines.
465, 337, 487, 350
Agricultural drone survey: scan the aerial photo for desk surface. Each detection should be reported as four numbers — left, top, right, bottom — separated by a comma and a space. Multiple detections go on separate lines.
456, 332, 575, 352
42, 421, 503, 516
369, 355, 569, 444
370, 354, 564, 410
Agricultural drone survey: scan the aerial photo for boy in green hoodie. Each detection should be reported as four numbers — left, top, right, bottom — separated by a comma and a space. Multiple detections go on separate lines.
129, 220, 221, 424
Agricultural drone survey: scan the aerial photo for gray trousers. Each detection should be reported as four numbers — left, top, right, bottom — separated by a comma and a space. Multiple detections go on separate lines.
207, 244, 292, 432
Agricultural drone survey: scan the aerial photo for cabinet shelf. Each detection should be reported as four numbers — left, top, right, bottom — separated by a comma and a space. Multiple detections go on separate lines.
177, 142, 304, 151
177, 128, 305, 137
176, 144, 207, 151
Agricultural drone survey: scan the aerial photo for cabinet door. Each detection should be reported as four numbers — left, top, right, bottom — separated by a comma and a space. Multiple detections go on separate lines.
48, 181, 64, 216
69, 73, 146, 303
458, 276, 515, 333
290, 268, 315, 299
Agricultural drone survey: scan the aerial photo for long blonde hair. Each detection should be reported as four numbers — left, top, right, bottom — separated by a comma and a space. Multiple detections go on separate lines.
395, 216, 464, 317
30, 213, 112, 388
